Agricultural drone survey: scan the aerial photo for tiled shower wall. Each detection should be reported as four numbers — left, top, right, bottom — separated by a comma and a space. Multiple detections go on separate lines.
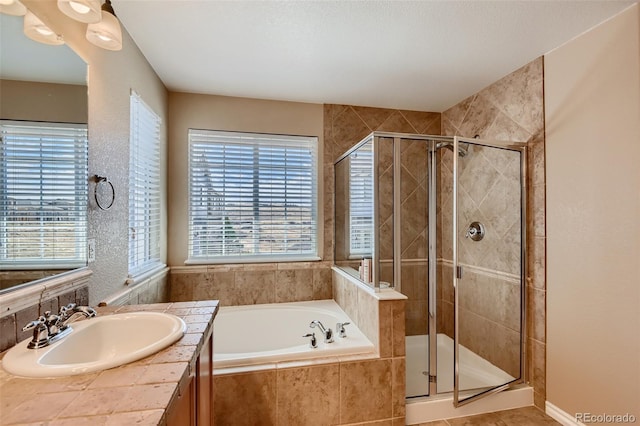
325, 106, 440, 335
440, 57, 546, 407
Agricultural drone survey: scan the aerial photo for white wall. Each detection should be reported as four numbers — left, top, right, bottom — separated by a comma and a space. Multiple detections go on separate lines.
545, 3, 640, 419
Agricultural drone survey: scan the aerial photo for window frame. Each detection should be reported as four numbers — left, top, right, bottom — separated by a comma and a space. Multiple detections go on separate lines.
128, 91, 162, 278
187, 129, 320, 264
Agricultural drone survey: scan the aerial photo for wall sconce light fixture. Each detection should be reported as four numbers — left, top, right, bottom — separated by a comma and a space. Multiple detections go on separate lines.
57, 0, 101, 24
0, 0, 26, 16
86, 0, 122, 51
23, 9, 64, 45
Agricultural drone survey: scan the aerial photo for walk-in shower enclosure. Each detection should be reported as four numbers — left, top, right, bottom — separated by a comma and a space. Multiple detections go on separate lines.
334, 132, 527, 406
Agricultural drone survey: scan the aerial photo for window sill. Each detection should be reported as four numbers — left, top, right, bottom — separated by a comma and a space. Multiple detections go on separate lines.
126, 263, 168, 286
185, 255, 322, 265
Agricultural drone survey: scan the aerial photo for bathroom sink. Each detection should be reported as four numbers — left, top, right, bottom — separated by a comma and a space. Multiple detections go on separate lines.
2, 312, 186, 378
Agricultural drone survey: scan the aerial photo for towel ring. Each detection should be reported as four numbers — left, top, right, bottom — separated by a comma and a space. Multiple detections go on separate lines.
94, 175, 115, 210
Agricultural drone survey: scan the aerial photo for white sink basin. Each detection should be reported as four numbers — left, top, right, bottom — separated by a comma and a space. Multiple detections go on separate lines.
2, 312, 186, 378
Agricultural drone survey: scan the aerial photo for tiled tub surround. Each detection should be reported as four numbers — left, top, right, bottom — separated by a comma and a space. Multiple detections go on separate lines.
0, 300, 218, 425
169, 261, 333, 307
212, 268, 406, 426
441, 57, 546, 408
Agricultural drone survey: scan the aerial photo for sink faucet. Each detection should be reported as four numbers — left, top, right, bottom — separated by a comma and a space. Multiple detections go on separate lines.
22, 304, 97, 349
310, 320, 333, 343
59, 304, 97, 329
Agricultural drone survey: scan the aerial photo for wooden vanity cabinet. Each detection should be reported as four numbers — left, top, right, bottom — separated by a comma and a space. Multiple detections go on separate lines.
167, 329, 214, 426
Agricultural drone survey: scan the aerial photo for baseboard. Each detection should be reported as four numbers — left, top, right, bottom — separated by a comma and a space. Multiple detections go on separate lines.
546, 401, 585, 426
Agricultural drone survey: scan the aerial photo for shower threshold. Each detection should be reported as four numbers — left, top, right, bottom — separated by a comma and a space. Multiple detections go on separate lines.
406, 333, 514, 397
405, 333, 532, 424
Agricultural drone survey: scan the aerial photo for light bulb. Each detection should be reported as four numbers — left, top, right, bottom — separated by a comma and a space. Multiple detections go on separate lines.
0, 0, 26, 15
57, 0, 101, 23
23, 10, 64, 45
35, 26, 54, 36
69, 1, 90, 14
86, 9, 122, 51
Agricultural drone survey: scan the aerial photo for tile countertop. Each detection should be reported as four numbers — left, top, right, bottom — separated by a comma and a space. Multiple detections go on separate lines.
0, 300, 218, 426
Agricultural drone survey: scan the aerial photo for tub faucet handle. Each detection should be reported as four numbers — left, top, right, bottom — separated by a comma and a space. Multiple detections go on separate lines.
336, 322, 350, 338
303, 333, 317, 349
310, 320, 333, 343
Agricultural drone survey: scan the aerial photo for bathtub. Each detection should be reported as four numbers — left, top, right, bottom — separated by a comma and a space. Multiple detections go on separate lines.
213, 300, 375, 368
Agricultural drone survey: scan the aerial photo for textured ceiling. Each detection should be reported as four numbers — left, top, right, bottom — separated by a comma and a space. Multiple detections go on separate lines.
113, 1, 634, 112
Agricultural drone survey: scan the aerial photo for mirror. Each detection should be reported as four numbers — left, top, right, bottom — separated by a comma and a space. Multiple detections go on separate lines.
0, 12, 88, 292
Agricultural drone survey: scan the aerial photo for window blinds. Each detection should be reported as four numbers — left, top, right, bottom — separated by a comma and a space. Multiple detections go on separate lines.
349, 149, 373, 255
128, 92, 161, 277
0, 121, 88, 269
188, 129, 318, 263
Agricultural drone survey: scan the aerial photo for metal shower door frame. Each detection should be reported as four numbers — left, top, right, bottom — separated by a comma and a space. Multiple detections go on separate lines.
452, 136, 528, 407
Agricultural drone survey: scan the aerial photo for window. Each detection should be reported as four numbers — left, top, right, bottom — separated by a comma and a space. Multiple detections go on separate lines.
128, 92, 161, 277
188, 129, 318, 263
0, 121, 88, 269
348, 149, 373, 256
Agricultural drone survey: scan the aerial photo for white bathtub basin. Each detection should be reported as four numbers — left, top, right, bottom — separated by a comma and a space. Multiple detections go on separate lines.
2, 312, 186, 378
214, 300, 375, 368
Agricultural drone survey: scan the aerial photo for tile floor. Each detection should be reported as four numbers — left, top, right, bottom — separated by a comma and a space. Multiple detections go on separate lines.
414, 406, 561, 425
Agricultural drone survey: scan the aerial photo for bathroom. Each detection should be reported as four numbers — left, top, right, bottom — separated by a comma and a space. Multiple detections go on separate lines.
0, 1, 638, 425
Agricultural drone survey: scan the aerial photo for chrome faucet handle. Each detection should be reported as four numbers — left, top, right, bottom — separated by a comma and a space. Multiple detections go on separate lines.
59, 303, 76, 317
42, 311, 63, 335
59, 305, 97, 328
302, 333, 317, 349
336, 322, 350, 338
22, 318, 50, 349
310, 320, 334, 343
73, 305, 97, 317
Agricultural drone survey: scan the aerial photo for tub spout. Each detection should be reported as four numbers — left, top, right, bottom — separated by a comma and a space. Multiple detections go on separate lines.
310, 320, 333, 343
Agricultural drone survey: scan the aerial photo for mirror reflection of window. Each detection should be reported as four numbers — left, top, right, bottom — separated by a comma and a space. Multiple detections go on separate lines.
0, 121, 88, 274
0, 11, 88, 292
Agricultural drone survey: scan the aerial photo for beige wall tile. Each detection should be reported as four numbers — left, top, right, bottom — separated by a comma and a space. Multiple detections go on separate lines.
378, 301, 393, 358
391, 300, 406, 357
276, 364, 340, 425
340, 359, 392, 423
235, 270, 276, 305
392, 357, 406, 418
214, 371, 277, 426
275, 269, 314, 303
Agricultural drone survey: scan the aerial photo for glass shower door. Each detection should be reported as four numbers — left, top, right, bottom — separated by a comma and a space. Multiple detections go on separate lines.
452, 137, 526, 407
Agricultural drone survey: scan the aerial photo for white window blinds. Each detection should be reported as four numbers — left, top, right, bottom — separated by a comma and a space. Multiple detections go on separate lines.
128, 92, 161, 277
188, 129, 319, 263
349, 148, 373, 255
0, 121, 88, 269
